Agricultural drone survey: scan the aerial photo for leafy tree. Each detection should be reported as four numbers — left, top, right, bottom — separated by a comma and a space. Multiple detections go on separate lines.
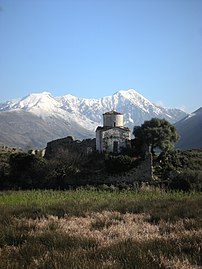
133, 118, 179, 156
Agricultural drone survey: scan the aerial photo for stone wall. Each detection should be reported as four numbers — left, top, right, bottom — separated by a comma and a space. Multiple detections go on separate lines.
29, 149, 46, 157
44, 136, 96, 159
44, 136, 153, 185
71, 154, 153, 186
105, 154, 153, 183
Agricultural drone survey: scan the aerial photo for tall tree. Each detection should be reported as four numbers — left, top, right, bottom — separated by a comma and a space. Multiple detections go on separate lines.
133, 118, 180, 155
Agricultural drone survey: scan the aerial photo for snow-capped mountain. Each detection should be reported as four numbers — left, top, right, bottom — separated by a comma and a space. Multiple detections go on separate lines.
175, 107, 202, 149
0, 91, 98, 131
0, 89, 187, 149
56, 89, 186, 128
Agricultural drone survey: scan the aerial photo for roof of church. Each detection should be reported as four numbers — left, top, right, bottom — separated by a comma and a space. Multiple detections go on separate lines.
96, 126, 130, 132
103, 110, 123, 115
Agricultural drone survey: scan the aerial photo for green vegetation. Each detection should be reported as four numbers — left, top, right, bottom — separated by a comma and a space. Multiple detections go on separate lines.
0, 187, 198, 206
1, 148, 201, 191
133, 118, 179, 155
0, 188, 201, 269
0, 118, 201, 191
105, 154, 139, 173
154, 149, 202, 191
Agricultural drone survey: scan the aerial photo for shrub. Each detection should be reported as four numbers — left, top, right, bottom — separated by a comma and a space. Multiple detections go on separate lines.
169, 169, 202, 191
105, 155, 135, 174
9, 152, 47, 189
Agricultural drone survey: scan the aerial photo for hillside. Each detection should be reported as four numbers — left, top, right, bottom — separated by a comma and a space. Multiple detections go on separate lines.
0, 110, 93, 150
175, 107, 202, 150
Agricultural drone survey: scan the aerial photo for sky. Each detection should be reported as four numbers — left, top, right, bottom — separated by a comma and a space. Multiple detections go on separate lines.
0, 0, 202, 113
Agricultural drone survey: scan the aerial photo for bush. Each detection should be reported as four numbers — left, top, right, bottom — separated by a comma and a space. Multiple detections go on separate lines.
169, 169, 202, 191
154, 150, 202, 192
105, 155, 135, 174
8, 153, 47, 189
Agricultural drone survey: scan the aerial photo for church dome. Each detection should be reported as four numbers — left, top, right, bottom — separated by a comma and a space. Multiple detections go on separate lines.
103, 110, 123, 127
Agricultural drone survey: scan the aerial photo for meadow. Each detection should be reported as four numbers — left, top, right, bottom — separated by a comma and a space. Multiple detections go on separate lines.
0, 187, 201, 269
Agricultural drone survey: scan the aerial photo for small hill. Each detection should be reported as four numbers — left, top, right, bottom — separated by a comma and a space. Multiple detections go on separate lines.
175, 107, 202, 150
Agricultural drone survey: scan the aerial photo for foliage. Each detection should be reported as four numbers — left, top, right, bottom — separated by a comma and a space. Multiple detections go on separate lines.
154, 149, 202, 191
44, 150, 83, 189
0, 146, 201, 191
8, 152, 47, 189
168, 169, 202, 192
105, 155, 137, 174
133, 118, 179, 155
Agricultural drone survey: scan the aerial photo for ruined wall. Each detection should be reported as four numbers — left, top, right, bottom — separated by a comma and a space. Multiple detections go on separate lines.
105, 154, 153, 183
72, 154, 153, 186
44, 136, 96, 159
44, 136, 153, 185
29, 149, 46, 157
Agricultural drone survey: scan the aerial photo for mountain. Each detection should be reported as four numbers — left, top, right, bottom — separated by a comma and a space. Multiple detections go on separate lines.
0, 110, 94, 150
56, 89, 186, 128
0, 89, 187, 149
175, 107, 202, 150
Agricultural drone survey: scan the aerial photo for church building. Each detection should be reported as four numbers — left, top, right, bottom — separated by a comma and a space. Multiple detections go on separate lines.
96, 110, 131, 153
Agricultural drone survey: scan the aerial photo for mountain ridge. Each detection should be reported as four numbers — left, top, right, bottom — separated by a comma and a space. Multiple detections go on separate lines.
0, 89, 187, 149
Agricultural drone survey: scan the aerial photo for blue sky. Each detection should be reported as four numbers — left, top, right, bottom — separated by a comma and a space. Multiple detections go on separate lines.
0, 0, 201, 113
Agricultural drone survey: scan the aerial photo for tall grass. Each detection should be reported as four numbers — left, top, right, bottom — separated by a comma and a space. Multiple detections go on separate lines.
0, 188, 201, 268
0, 187, 199, 205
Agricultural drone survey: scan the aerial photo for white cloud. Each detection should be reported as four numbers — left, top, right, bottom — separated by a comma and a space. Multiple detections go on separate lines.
153, 100, 165, 107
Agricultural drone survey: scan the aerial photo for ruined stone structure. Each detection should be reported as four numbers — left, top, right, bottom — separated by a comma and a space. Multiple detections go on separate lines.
96, 111, 131, 153
68, 154, 154, 186
29, 148, 46, 157
43, 110, 153, 184
44, 136, 96, 159
105, 154, 153, 183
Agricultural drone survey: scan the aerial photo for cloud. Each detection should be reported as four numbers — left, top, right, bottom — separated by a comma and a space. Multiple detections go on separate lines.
178, 105, 187, 112
153, 100, 165, 107
153, 101, 187, 112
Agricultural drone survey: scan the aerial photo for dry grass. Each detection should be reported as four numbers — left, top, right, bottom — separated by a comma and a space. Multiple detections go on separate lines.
30, 212, 161, 245
0, 211, 201, 269
0, 189, 201, 268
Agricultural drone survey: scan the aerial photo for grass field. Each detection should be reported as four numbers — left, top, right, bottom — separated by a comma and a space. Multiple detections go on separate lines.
0, 188, 201, 269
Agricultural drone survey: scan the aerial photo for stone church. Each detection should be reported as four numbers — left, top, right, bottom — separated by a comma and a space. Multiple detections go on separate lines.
96, 110, 131, 153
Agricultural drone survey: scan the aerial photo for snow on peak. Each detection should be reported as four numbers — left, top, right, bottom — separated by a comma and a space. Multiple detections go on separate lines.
15, 92, 59, 111
115, 89, 146, 103
117, 88, 141, 96
0, 91, 64, 120
0, 89, 187, 133
113, 88, 159, 113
